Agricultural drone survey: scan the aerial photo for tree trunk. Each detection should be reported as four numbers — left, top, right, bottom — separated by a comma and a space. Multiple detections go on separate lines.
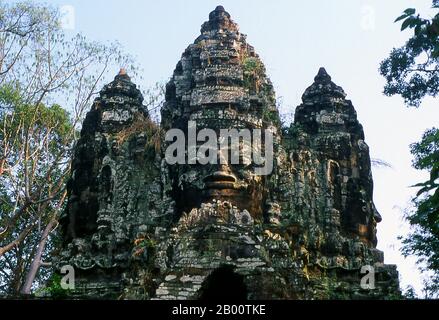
20, 218, 57, 295
0, 222, 34, 257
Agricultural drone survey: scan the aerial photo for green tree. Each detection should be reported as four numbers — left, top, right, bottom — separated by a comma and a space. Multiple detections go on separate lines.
401, 128, 439, 298
403, 285, 418, 299
0, 89, 73, 294
380, 1, 439, 107
380, 1, 439, 297
0, 1, 136, 296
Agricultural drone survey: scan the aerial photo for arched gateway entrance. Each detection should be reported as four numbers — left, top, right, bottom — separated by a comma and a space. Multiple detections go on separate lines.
198, 266, 248, 300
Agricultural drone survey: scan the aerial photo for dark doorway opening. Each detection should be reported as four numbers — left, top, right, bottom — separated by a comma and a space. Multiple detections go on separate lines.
198, 265, 248, 301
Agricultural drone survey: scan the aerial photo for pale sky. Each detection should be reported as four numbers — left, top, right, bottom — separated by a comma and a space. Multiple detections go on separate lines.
30, 0, 439, 296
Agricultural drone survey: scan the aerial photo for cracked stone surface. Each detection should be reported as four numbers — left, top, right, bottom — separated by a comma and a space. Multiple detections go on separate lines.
56, 6, 400, 300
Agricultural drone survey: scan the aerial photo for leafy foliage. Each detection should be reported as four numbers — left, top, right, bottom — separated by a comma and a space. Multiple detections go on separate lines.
402, 285, 418, 299
380, 3, 439, 107
400, 128, 439, 290
0, 1, 137, 296
37, 273, 69, 299
0, 84, 73, 295
381, 1, 439, 297
242, 57, 263, 93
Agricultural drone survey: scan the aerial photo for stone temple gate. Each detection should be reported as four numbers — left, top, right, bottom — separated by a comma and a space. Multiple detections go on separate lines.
56, 6, 400, 299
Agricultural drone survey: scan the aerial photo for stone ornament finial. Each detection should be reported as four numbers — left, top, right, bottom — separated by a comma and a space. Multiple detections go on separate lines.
202, 5, 237, 33
112, 68, 134, 87
314, 67, 331, 82
302, 67, 347, 101
96, 68, 142, 103
115, 68, 131, 81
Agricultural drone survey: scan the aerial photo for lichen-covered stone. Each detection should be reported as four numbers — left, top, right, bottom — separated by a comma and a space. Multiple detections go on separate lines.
56, 6, 400, 300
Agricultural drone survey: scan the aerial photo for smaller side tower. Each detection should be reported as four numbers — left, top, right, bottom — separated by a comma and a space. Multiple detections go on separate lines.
57, 70, 166, 298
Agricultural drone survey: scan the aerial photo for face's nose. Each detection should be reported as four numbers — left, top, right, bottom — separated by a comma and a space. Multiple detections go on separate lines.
206, 164, 237, 181
203, 149, 238, 188
373, 205, 382, 223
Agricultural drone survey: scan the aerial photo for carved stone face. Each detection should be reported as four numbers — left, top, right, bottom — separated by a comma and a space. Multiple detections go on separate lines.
162, 6, 279, 222
170, 106, 269, 221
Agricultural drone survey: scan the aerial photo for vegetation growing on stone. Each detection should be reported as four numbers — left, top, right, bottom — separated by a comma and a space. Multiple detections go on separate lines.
242, 57, 264, 92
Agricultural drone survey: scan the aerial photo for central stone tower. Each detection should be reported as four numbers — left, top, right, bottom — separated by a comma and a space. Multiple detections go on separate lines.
162, 5, 280, 222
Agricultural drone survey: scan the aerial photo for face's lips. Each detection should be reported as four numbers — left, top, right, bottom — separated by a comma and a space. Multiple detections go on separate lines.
203, 171, 237, 189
